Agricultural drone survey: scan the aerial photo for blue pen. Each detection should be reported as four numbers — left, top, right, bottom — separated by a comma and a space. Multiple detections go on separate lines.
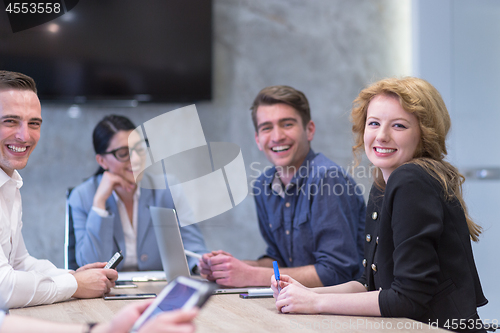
273, 261, 282, 293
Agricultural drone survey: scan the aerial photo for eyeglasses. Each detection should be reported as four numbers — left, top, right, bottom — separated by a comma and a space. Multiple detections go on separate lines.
102, 140, 148, 162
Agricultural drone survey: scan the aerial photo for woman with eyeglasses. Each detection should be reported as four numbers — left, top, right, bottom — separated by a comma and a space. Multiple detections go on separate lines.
68, 115, 208, 271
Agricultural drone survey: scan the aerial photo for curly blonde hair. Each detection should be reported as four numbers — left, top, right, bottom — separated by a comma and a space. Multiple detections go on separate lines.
351, 77, 481, 241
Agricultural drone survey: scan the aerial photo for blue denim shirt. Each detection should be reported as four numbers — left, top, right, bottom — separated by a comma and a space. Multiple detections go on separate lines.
252, 149, 366, 286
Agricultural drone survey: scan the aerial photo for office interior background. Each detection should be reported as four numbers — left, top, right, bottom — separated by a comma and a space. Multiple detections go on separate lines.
7, 0, 498, 319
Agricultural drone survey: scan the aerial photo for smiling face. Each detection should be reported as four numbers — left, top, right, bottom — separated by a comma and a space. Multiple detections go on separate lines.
96, 129, 145, 184
364, 94, 421, 182
254, 103, 315, 175
0, 89, 42, 177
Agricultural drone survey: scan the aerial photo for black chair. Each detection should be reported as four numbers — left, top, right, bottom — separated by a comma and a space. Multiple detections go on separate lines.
64, 188, 79, 270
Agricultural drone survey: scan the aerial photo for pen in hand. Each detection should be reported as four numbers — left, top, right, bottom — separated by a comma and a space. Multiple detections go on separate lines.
184, 249, 202, 260
273, 261, 281, 293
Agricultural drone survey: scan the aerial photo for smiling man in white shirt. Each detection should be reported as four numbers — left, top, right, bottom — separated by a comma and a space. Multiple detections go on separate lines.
0, 70, 118, 309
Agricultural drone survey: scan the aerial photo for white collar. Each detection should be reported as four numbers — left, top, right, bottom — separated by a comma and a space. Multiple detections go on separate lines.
0, 168, 23, 189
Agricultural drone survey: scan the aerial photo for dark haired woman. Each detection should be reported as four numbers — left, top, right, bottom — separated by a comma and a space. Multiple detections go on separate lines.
68, 115, 207, 271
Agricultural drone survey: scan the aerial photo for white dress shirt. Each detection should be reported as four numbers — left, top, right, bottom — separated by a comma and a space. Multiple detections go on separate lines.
113, 188, 140, 270
0, 169, 77, 309
92, 188, 140, 270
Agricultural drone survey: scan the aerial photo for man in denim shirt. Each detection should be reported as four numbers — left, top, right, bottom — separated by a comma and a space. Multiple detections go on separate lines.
199, 86, 365, 287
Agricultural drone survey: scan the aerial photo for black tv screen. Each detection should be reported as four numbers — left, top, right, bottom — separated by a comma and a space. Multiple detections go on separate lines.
0, 1, 212, 103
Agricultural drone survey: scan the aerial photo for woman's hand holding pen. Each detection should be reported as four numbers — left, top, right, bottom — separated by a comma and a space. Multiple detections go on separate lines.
274, 282, 323, 314
271, 274, 320, 314
271, 274, 306, 298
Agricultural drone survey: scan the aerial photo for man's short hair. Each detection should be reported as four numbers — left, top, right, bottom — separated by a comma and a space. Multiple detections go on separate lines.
0, 70, 37, 94
250, 85, 311, 131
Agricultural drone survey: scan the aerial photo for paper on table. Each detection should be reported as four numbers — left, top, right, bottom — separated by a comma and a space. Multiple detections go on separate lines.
117, 271, 166, 282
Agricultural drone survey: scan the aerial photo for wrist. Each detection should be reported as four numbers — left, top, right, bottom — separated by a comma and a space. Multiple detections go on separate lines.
92, 198, 107, 210
252, 266, 272, 286
92, 205, 109, 217
315, 293, 327, 313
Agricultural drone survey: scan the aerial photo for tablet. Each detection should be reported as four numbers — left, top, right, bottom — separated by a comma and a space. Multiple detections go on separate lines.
131, 276, 216, 332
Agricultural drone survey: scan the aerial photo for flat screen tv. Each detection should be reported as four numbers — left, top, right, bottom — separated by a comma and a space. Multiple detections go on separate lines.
0, 1, 213, 103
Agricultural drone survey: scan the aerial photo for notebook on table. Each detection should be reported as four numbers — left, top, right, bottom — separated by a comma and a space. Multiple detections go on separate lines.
150, 206, 256, 294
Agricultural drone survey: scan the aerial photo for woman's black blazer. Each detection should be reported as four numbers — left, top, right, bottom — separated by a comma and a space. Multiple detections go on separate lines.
358, 163, 487, 332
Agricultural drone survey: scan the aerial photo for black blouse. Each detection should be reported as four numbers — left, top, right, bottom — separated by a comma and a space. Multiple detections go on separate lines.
358, 163, 487, 332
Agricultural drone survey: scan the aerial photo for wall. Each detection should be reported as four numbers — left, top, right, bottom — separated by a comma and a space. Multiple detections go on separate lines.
19, 0, 411, 268
413, 0, 499, 320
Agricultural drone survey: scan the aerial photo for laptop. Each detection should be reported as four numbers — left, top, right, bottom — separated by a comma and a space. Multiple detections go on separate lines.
149, 206, 252, 294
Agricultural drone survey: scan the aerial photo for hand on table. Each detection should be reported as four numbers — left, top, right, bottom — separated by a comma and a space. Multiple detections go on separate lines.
198, 250, 232, 281
98, 300, 198, 333
275, 282, 320, 314
72, 268, 118, 299
206, 254, 254, 287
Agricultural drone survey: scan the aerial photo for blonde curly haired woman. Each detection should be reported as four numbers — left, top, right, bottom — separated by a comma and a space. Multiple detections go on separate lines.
271, 77, 488, 333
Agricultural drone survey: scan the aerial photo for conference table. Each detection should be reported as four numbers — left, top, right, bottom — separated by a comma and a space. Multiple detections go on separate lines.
10, 281, 445, 332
